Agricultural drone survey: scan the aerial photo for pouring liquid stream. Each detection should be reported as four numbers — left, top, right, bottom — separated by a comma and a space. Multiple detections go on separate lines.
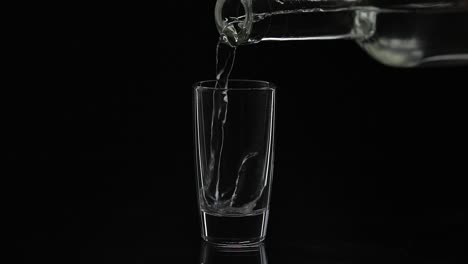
206, 39, 236, 207
203, 37, 266, 216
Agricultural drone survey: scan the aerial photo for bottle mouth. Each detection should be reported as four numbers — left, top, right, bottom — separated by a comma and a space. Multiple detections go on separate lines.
215, 0, 253, 46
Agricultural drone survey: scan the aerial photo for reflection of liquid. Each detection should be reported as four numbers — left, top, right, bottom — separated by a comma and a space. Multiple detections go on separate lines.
200, 242, 267, 264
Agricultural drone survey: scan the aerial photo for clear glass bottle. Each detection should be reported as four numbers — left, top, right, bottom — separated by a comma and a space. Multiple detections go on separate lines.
215, 0, 468, 67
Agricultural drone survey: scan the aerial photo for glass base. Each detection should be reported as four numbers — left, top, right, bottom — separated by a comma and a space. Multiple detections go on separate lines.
200, 210, 269, 247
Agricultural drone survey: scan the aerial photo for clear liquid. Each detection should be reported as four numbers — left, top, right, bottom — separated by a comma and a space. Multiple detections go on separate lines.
215, 38, 237, 88
206, 40, 235, 215
204, 38, 269, 216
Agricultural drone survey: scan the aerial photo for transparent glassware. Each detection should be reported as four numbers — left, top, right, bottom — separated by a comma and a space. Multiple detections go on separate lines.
193, 80, 276, 247
200, 241, 268, 264
215, 0, 468, 67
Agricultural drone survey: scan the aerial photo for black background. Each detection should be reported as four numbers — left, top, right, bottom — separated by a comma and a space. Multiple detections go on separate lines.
9, 2, 467, 263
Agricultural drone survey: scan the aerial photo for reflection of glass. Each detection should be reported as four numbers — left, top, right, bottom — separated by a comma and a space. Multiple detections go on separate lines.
200, 242, 267, 264
193, 80, 276, 246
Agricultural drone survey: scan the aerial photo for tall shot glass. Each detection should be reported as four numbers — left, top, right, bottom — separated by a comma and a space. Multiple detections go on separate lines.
193, 80, 276, 247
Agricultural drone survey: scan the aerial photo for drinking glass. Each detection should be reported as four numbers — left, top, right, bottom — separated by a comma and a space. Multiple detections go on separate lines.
193, 80, 276, 246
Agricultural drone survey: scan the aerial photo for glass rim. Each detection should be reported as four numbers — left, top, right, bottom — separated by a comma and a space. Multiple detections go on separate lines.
193, 79, 276, 91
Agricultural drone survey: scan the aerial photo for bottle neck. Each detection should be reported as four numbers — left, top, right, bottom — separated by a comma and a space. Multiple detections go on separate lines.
215, 0, 370, 46
215, 0, 468, 46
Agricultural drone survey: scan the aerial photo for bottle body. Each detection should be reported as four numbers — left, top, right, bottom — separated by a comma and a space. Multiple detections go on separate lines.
215, 0, 468, 67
